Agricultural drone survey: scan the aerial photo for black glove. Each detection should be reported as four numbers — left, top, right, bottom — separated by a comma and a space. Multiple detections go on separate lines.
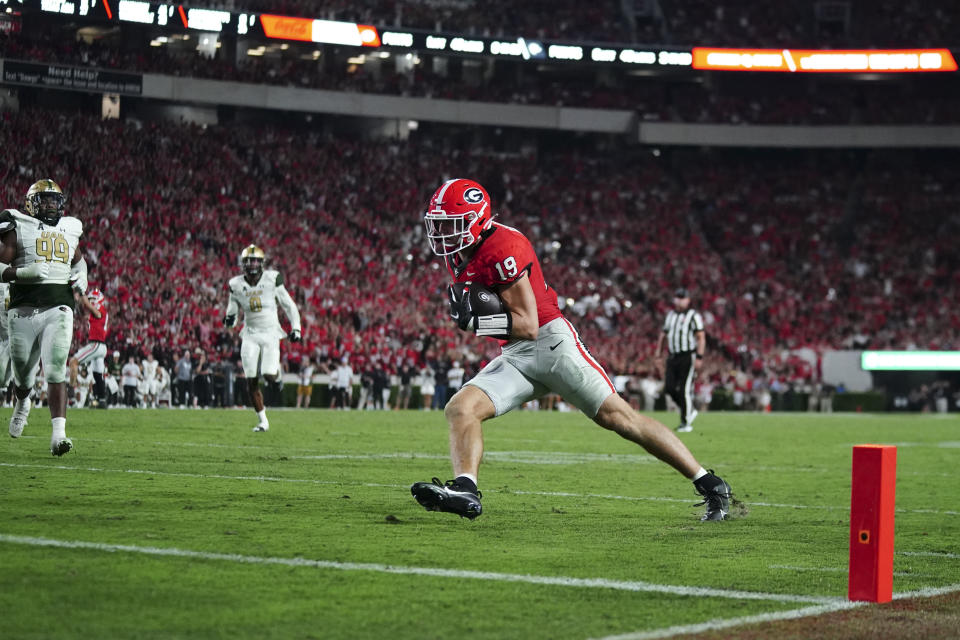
224, 314, 236, 328
288, 329, 302, 342
447, 284, 471, 331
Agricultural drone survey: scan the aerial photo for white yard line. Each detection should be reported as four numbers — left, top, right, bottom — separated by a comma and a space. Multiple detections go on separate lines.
16, 435, 954, 476
892, 582, 960, 599
858, 441, 960, 448
898, 551, 960, 560
0, 462, 394, 488
590, 582, 960, 640
292, 453, 450, 461
590, 601, 867, 640
513, 490, 958, 517
0, 533, 838, 605
293, 451, 659, 465
2, 462, 958, 516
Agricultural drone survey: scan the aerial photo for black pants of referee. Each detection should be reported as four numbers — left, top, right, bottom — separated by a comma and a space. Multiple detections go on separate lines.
664, 352, 696, 426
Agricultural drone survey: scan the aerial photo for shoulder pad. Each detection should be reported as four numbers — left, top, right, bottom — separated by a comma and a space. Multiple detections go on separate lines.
0, 210, 16, 234
274, 271, 284, 287
261, 269, 280, 284
476, 227, 535, 285
5, 209, 33, 224
61, 216, 83, 235
0, 209, 31, 233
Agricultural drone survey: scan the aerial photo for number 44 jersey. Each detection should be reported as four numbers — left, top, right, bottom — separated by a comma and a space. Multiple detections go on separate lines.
226, 269, 301, 340
445, 222, 562, 337
1, 208, 82, 309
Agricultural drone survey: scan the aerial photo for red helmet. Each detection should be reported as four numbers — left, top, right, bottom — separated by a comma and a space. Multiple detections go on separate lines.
423, 178, 494, 256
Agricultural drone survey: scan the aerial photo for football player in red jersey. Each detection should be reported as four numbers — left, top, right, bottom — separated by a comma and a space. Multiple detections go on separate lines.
73, 288, 108, 407
411, 179, 734, 521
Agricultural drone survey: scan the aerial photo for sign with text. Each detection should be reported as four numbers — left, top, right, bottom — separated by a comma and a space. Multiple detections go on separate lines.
2, 59, 143, 94
260, 15, 380, 47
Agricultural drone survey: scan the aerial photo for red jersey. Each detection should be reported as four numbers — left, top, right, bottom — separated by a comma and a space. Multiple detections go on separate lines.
88, 298, 109, 342
446, 222, 562, 330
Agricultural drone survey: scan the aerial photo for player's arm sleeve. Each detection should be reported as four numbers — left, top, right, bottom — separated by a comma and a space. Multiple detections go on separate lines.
276, 283, 301, 332
225, 285, 239, 327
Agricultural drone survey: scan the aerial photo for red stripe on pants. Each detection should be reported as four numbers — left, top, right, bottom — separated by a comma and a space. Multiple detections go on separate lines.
560, 317, 615, 393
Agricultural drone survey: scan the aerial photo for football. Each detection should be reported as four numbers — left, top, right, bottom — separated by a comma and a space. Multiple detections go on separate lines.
466, 283, 505, 316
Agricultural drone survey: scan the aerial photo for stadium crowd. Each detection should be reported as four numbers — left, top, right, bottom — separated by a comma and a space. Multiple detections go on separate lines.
2, 30, 958, 124
2, 105, 958, 410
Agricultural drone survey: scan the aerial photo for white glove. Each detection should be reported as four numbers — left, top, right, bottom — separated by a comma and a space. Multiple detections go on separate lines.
16, 261, 51, 282
70, 257, 89, 293
71, 273, 88, 294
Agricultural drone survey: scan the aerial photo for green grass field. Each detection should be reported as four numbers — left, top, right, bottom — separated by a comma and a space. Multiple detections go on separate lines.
1, 408, 958, 639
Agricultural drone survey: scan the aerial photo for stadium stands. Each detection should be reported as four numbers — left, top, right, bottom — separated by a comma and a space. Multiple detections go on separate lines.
2, 107, 957, 401
3, 0, 959, 408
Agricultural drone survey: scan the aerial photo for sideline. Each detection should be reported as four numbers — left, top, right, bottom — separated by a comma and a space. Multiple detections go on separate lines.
590, 582, 960, 640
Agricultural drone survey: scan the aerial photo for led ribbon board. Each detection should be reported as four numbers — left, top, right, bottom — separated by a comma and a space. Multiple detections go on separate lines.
861, 351, 960, 371
693, 48, 957, 72
260, 15, 380, 47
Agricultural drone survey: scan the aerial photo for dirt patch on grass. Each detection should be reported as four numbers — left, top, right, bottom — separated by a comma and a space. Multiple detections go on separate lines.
678, 591, 960, 640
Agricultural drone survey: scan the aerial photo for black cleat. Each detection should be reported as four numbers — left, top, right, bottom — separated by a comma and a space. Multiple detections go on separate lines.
693, 471, 732, 521
51, 438, 73, 457
411, 477, 483, 520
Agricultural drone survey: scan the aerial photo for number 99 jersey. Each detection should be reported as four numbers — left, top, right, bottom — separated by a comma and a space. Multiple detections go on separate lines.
446, 222, 561, 332
2, 208, 82, 309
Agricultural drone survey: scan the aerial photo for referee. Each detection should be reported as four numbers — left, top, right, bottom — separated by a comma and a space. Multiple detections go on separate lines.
655, 288, 705, 432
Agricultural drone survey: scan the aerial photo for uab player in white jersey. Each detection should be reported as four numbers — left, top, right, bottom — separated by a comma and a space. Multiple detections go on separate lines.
141, 353, 159, 408
224, 245, 301, 431
0, 179, 90, 456
0, 281, 12, 391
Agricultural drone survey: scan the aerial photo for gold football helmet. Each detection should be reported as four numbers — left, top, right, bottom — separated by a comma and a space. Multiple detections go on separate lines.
25, 179, 66, 226
240, 244, 266, 278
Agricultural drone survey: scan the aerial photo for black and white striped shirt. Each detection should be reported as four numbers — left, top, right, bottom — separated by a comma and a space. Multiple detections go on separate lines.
663, 309, 705, 354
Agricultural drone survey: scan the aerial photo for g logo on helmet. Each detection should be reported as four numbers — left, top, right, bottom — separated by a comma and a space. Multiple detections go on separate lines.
463, 188, 484, 204
479, 292, 490, 302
